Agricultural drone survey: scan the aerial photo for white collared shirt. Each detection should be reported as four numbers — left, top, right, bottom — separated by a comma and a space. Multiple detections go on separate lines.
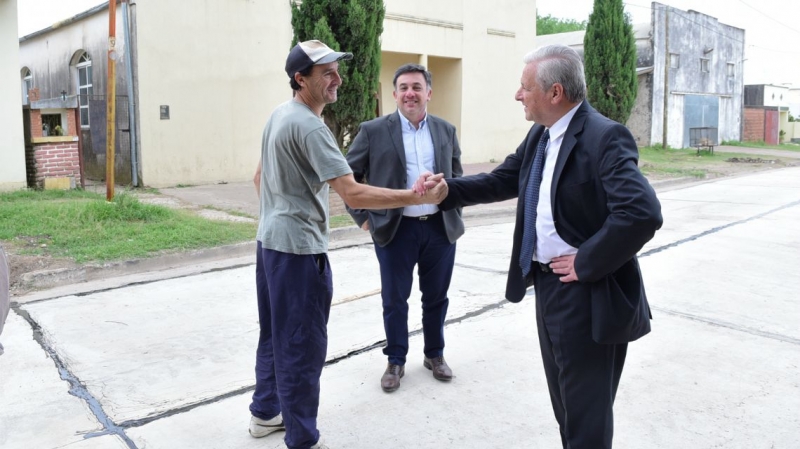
534, 103, 582, 263
398, 111, 438, 217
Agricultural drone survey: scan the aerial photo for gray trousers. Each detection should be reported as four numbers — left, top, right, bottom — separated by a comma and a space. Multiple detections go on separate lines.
0, 246, 9, 355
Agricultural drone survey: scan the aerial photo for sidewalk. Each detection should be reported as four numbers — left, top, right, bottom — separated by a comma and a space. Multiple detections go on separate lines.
156, 162, 517, 221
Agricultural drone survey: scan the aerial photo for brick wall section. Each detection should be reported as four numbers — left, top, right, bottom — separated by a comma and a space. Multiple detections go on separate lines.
29, 109, 43, 138
743, 108, 765, 142
66, 109, 78, 136
32, 143, 81, 187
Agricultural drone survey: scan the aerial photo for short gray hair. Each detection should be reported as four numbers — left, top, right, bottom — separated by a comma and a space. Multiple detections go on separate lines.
523, 45, 586, 103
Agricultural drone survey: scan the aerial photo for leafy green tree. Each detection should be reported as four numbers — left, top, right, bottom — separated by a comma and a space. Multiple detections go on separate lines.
290, 0, 384, 150
536, 14, 587, 36
583, 0, 638, 124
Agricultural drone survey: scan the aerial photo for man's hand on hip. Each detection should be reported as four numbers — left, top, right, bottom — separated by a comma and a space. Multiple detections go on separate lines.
551, 254, 579, 283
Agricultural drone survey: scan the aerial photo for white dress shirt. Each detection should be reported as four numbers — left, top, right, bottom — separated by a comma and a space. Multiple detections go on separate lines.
398, 111, 438, 217
534, 103, 582, 263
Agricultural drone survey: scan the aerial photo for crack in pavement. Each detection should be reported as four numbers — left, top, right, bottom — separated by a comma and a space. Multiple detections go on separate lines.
639, 199, 800, 258
651, 306, 800, 346
12, 306, 138, 448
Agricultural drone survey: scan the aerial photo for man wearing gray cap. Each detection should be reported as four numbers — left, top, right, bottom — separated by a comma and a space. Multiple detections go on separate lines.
248, 40, 448, 449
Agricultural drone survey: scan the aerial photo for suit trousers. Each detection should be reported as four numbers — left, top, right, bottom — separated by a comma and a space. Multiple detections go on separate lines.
533, 267, 627, 449
250, 243, 333, 449
374, 213, 456, 366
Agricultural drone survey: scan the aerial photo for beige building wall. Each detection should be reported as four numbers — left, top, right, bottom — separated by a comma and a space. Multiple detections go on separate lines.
0, 0, 27, 191
427, 56, 463, 141
135, 1, 294, 187
380, 0, 536, 163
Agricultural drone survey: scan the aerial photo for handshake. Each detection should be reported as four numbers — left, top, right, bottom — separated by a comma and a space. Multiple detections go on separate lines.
411, 171, 448, 204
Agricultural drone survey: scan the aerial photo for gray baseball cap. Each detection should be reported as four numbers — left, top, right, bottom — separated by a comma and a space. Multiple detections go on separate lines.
285, 40, 353, 79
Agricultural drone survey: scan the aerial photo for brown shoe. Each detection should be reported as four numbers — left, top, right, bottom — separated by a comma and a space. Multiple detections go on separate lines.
423, 356, 453, 381
381, 363, 404, 392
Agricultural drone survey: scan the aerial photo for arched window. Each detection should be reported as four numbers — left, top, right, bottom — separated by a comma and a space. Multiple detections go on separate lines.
76, 52, 93, 127
21, 68, 32, 104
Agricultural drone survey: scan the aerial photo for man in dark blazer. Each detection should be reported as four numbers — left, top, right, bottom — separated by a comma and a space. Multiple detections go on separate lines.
346, 64, 464, 393
426, 45, 662, 447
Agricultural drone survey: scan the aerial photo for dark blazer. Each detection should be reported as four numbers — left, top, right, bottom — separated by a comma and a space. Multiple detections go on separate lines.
440, 101, 663, 344
346, 111, 464, 247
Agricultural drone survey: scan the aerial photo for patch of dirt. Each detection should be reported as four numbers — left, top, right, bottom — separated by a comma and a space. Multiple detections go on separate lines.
3, 240, 78, 295
196, 209, 256, 223
725, 157, 779, 164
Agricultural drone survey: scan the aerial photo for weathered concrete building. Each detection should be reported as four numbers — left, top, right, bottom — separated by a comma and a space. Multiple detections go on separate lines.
535, 2, 745, 149
17, 0, 536, 188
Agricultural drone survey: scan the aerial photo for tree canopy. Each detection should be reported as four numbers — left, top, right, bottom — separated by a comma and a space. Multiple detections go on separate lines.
290, 0, 384, 150
536, 14, 587, 36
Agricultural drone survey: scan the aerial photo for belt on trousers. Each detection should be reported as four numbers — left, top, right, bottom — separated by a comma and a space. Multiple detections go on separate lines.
403, 211, 440, 221
537, 262, 552, 273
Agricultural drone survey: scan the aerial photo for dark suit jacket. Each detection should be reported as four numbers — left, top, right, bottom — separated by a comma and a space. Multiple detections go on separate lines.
346, 111, 464, 247
440, 101, 663, 344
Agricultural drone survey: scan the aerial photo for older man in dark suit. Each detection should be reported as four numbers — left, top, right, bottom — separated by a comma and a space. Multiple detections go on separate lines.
346, 64, 464, 393
422, 45, 662, 447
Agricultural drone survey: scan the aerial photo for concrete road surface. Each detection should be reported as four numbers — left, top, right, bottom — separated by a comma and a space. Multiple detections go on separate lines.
2, 167, 799, 449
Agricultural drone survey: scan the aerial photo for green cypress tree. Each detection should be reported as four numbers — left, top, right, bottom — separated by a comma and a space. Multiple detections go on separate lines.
583, 0, 638, 124
290, 0, 384, 150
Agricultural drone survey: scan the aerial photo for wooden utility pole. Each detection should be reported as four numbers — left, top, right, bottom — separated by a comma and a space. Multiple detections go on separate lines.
106, 0, 117, 201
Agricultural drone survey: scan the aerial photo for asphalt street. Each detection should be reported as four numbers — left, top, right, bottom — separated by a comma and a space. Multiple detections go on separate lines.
1, 167, 799, 449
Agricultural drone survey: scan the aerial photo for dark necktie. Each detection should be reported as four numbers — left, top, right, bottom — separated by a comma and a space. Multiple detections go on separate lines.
519, 129, 549, 277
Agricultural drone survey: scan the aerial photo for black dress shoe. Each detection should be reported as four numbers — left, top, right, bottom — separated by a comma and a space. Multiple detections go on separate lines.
381, 363, 404, 392
423, 356, 453, 381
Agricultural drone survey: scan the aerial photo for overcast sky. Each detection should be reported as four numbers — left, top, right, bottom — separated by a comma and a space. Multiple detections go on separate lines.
536, 0, 800, 87
18, 0, 800, 87
17, 0, 105, 36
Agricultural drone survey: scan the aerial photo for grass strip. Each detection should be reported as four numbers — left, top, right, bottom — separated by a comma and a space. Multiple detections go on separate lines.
0, 190, 256, 263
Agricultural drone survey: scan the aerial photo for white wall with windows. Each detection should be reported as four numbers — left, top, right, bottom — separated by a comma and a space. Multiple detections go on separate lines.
1, 0, 28, 191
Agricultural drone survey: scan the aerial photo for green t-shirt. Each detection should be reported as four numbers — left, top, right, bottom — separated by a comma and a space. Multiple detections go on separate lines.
256, 100, 352, 254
